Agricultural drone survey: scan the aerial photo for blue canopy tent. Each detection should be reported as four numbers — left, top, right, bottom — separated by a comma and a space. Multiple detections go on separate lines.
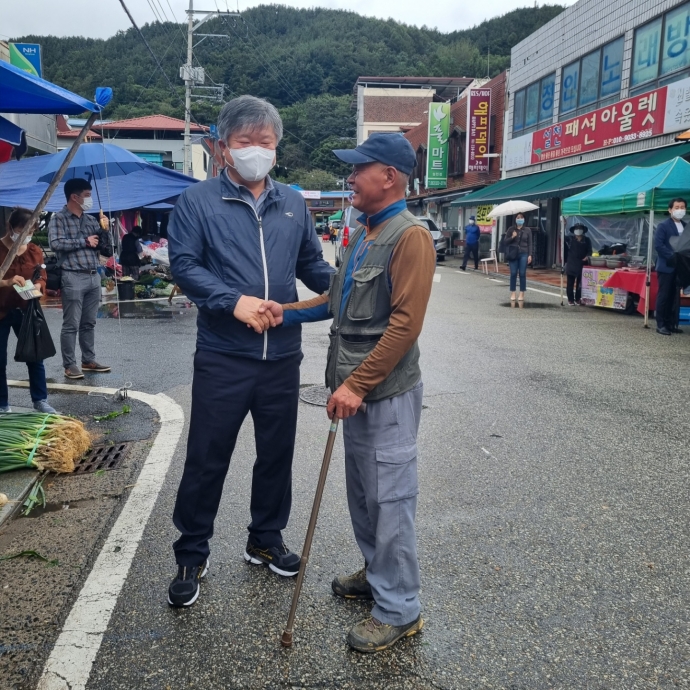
0, 60, 113, 279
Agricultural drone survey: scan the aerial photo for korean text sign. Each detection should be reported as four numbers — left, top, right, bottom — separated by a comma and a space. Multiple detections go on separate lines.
532, 87, 667, 164
426, 102, 450, 189
466, 89, 492, 172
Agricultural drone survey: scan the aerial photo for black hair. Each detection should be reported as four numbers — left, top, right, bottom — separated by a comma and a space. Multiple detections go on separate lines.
64, 178, 92, 201
7, 207, 34, 231
668, 197, 687, 210
131, 225, 143, 237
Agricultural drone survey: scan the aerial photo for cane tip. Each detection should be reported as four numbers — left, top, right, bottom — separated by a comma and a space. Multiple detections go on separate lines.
281, 631, 293, 648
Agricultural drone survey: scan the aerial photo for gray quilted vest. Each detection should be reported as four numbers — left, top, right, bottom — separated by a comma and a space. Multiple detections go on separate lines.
325, 209, 422, 402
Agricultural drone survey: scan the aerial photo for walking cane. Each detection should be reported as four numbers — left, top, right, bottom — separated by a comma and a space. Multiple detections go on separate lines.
281, 402, 366, 648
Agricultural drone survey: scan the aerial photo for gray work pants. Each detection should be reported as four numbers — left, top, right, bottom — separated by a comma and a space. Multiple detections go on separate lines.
60, 271, 100, 368
342, 380, 423, 626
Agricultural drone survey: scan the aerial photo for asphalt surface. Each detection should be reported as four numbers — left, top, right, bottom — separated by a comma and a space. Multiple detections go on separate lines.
2, 245, 690, 689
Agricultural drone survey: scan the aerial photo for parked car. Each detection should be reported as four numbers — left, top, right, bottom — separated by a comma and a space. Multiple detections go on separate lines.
414, 216, 448, 261
334, 205, 363, 267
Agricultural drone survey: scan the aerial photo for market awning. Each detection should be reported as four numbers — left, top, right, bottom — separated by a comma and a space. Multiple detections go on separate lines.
329, 210, 343, 221
561, 156, 690, 215
0, 60, 112, 115
451, 142, 690, 207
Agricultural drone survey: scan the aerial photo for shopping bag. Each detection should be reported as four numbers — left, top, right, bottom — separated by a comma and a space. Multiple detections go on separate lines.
14, 299, 56, 363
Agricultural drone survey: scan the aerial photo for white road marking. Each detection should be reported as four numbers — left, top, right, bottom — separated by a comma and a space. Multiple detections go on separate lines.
433, 273, 441, 283
13, 382, 186, 690
454, 270, 468, 275
526, 287, 561, 298
489, 278, 506, 284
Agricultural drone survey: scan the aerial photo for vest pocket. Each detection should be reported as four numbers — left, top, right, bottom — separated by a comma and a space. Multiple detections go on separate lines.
375, 443, 418, 503
347, 265, 384, 321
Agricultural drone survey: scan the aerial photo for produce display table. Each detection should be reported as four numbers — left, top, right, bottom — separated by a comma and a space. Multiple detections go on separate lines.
581, 266, 629, 309
603, 269, 658, 315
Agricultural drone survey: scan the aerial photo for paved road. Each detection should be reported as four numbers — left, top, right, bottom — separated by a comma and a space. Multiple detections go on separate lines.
5, 248, 690, 689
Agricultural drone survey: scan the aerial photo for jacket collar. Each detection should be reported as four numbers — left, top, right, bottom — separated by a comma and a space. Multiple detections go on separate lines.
219, 168, 284, 203
358, 198, 407, 231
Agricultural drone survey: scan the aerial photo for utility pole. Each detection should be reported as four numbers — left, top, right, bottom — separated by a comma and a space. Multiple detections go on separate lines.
183, 0, 238, 177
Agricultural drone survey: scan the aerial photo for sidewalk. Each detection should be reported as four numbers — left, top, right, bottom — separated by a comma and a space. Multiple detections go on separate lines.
443, 255, 564, 290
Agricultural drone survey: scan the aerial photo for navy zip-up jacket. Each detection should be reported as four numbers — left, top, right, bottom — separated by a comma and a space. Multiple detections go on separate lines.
654, 216, 685, 274
168, 172, 334, 360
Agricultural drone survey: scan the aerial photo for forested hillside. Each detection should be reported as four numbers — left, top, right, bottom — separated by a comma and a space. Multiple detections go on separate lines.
13, 3, 564, 187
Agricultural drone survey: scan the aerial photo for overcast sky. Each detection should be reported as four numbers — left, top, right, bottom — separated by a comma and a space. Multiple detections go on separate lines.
1, 0, 577, 41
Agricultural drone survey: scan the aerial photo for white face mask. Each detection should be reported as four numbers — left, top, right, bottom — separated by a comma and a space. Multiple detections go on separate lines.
10, 232, 32, 245
672, 208, 686, 221
79, 195, 94, 212
225, 146, 275, 183
574, 229, 584, 236
469, 220, 475, 224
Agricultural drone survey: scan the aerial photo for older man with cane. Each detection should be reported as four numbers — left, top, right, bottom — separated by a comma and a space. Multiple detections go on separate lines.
166, 95, 333, 607
268, 133, 436, 652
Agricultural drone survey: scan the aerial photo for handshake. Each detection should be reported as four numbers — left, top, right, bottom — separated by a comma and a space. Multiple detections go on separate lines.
234, 295, 284, 333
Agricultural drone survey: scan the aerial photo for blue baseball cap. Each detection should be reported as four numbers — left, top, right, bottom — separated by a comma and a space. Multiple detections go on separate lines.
333, 133, 416, 175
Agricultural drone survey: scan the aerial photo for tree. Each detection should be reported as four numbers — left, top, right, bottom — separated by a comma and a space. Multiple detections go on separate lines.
275, 168, 339, 191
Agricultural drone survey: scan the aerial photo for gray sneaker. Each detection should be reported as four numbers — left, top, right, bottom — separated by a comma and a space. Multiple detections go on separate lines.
33, 400, 56, 414
347, 615, 424, 653
64, 365, 84, 379
332, 567, 373, 600
0, 406, 11, 414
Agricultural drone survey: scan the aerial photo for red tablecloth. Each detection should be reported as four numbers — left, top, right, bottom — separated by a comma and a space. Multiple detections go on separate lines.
603, 269, 657, 314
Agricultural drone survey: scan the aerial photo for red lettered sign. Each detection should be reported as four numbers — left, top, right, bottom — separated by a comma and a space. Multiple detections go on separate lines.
466, 89, 492, 172
531, 87, 668, 164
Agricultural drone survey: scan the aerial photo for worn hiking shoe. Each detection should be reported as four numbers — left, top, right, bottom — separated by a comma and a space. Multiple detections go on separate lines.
82, 361, 111, 373
332, 567, 373, 600
347, 615, 424, 653
244, 540, 300, 577
33, 400, 56, 414
168, 560, 209, 607
64, 365, 84, 379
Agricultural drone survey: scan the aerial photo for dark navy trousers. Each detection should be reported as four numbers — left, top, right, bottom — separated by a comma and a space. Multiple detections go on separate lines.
173, 348, 301, 566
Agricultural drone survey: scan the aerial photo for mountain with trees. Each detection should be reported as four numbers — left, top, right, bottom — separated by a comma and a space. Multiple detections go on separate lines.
13, 3, 565, 188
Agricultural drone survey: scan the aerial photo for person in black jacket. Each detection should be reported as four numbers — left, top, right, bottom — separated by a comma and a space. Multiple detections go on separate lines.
565, 223, 592, 305
503, 213, 532, 302
654, 198, 686, 335
119, 225, 143, 280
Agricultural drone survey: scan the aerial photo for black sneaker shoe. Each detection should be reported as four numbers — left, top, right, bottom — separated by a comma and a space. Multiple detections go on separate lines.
244, 540, 300, 577
168, 560, 208, 607
332, 567, 373, 600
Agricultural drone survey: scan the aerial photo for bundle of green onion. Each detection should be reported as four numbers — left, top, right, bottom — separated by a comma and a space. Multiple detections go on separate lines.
0, 413, 91, 474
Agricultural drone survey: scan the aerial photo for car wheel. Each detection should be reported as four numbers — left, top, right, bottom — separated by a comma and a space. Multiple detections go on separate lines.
335, 257, 341, 268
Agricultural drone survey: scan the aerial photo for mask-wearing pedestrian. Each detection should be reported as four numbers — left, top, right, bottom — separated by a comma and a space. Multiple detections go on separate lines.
574, 228, 584, 236
516, 218, 525, 227
469, 219, 475, 224
672, 208, 686, 221
79, 195, 94, 212
9, 230, 32, 245
224, 146, 276, 182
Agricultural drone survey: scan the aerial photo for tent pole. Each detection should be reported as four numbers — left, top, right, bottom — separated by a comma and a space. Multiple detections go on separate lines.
0, 110, 100, 283
644, 208, 655, 328
561, 216, 565, 306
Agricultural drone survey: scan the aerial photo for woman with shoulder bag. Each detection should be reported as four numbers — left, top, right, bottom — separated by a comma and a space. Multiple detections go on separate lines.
503, 213, 533, 302
0, 208, 55, 414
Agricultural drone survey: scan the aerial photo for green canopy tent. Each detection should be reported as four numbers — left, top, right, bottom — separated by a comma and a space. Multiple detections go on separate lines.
561, 157, 690, 327
328, 210, 343, 221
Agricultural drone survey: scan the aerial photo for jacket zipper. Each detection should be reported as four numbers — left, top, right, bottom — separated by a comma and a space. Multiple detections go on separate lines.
221, 196, 270, 360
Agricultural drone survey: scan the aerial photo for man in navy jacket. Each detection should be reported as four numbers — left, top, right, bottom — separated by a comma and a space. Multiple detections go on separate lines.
461, 215, 481, 270
654, 198, 686, 335
166, 96, 333, 607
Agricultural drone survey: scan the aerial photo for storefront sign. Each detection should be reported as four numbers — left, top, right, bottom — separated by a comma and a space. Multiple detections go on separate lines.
466, 89, 491, 173
581, 267, 628, 309
9, 43, 42, 77
506, 76, 690, 171
426, 102, 450, 189
301, 190, 321, 199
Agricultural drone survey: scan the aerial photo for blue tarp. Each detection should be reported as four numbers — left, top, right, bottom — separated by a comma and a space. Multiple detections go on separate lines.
0, 152, 198, 212
0, 115, 24, 146
0, 61, 112, 115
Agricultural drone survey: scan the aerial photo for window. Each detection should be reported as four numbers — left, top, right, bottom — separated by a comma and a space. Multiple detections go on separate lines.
559, 36, 624, 118
448, 128, 465, 176
512, 73, 555, 135
631, 3, 690, 95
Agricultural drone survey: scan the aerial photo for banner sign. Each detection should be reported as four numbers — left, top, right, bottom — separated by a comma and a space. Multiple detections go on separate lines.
9, 43, 42, 78
300, 190, 321, 199
581, 267, 627, 309
426, 102, 450, 189
466, 88, 492, 172
506, 76, 690, 171
475, 205, 496, 232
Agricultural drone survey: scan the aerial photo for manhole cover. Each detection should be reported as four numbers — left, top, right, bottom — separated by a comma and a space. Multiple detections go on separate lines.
73, 443, 131, 475
299, 385, 330, 407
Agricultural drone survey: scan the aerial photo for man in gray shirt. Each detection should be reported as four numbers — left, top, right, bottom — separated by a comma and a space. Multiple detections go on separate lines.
48, 178, 111, 379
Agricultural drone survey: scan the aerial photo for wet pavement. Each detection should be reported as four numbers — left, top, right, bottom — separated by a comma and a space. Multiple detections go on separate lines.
1, 246, 689, 688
